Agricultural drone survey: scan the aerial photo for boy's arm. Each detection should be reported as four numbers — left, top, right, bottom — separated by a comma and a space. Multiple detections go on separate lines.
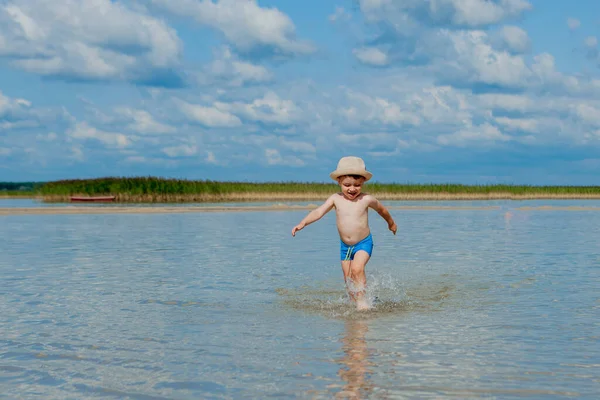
292, 194, 336, 236
367, 195, 397, 235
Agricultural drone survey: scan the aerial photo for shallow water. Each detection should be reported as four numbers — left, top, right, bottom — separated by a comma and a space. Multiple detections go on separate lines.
1, 200, 599, 399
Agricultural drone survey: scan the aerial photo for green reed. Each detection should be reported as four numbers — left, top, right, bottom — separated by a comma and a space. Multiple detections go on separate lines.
37, 177, 600, 196
39, 177, 339, 196
0, 191, 38, 197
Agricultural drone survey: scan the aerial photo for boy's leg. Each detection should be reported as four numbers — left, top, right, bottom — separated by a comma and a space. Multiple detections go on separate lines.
348, 251, 371, 309
341, 260, 355, 301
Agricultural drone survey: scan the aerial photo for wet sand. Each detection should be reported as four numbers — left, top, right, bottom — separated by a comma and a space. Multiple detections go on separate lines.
0, 205, 503, 216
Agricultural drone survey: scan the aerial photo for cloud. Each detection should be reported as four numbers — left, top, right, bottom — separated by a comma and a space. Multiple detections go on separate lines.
67, 122, 131, 148
217, 91, 301, 125
264, 148, 304, 166
358, 0, 531, 29
70, 145, 84, 161
441, 29, 531, 87
351, 2, 536, 91
498, 25, 530, 53
149, 0, 314, 58
567, 17, 580, 30
115, 108, 176, 134
162, 143, 197, 157
201, 47, 272, 87
585, 36, 598, 48
573, 104, 600, 126
341, 89, 422, 127
233, 133, 316, 157
477, 93, 532, 112
0, 0, 183, 86
36, 132, 58, 141
206, 151, 217, 164
279, 139, 316, 154
437, 122, 511, 147
0, 89, 71, 135
329, 6, 352, 22
0, 90, 34, 120
494, 116, 538, 132
178, 101, 242, 128
353, 47, 389, 66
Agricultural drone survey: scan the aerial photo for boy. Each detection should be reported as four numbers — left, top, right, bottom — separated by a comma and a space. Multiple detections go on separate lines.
291, 156, 397, 310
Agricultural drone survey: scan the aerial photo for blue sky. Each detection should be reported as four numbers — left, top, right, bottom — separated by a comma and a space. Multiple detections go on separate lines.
2, 0, 600, 184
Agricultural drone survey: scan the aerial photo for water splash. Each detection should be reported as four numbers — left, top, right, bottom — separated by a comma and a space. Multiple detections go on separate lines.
275, 271, 457, 320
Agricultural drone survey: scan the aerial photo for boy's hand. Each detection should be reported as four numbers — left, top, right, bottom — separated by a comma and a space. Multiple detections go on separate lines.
388, 222, 397, 235
292, 223, 305, 237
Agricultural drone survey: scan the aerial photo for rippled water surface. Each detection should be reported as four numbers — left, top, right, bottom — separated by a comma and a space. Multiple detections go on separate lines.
1, 200, 599, 399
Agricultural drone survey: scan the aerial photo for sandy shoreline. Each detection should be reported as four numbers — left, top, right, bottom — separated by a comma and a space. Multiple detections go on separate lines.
3, 204, 600, 215
0, 205, 507, 215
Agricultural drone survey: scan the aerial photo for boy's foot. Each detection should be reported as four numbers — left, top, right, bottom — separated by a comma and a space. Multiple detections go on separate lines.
356, 298, 372, 311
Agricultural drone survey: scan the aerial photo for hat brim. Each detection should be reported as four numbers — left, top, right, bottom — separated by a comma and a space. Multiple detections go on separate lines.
330, 169, 372, 181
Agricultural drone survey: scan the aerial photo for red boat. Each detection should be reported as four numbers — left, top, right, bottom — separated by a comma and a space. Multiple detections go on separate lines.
70, 196, 116, 202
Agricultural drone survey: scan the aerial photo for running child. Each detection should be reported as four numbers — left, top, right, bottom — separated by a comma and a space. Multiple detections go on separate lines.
291, 156, 397, 310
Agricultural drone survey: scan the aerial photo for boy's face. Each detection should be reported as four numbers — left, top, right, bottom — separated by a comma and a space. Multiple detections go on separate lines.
338, 175, 365, 200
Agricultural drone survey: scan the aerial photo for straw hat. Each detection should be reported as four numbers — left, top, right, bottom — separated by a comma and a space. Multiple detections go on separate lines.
330, 156, 373, 181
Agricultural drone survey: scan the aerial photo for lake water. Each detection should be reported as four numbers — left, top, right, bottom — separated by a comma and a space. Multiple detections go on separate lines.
1, 200, 599, 399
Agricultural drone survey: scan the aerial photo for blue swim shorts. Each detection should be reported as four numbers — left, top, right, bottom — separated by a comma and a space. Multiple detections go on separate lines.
340, 233, 373, 261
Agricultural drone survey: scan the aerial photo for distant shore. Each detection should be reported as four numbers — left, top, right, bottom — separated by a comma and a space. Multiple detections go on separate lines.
7, 192, 600, 202
5, 176, 600, 202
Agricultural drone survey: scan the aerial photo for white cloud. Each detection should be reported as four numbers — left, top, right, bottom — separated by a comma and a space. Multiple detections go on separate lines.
150, 0, 314, 56
0, 90, 32, 116
206, 151, 217, 164
329, 6, 351, 22
437, 122, 511, 147
500, 25, 530, 53
0, 147, 12, 156
342, 90, 422, 127
443, 0, 531, 27
203, 47, 272, 86
162, 144, 197, 157
336, 132, 397, 148
574, 104, 600, 126
36, 132, 58, 141
264, 148, 304, 166
116, 108, 176, 134
0, 0, 182, 83
478, 93, 534, 112
567, 17, 580, 30
218, 91, 300, 125
585, 36, 598, 48
531, 53, 558, 81
494, 116, 538, 132
445, 30, 531, 87
0, 89, 66, 132
67, 122, 131, 148
125, 155, 146, 163
358, 0, 531, 28
179, 101, 242, 128
70, 145, 84, 161
279, 139, 316, 154
353, 47, 389, 66
418, 86, 472, 125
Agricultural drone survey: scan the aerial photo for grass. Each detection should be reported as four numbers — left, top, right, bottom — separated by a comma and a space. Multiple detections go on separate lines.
0, 191, 38, 198
29, 176, 600, 202
0, 182, 43, 198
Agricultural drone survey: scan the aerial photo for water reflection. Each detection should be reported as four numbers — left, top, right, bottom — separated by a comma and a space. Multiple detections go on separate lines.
336, 320, 375, 399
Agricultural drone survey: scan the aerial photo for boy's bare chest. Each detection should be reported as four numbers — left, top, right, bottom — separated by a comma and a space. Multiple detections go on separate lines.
334, 200, 368, 218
